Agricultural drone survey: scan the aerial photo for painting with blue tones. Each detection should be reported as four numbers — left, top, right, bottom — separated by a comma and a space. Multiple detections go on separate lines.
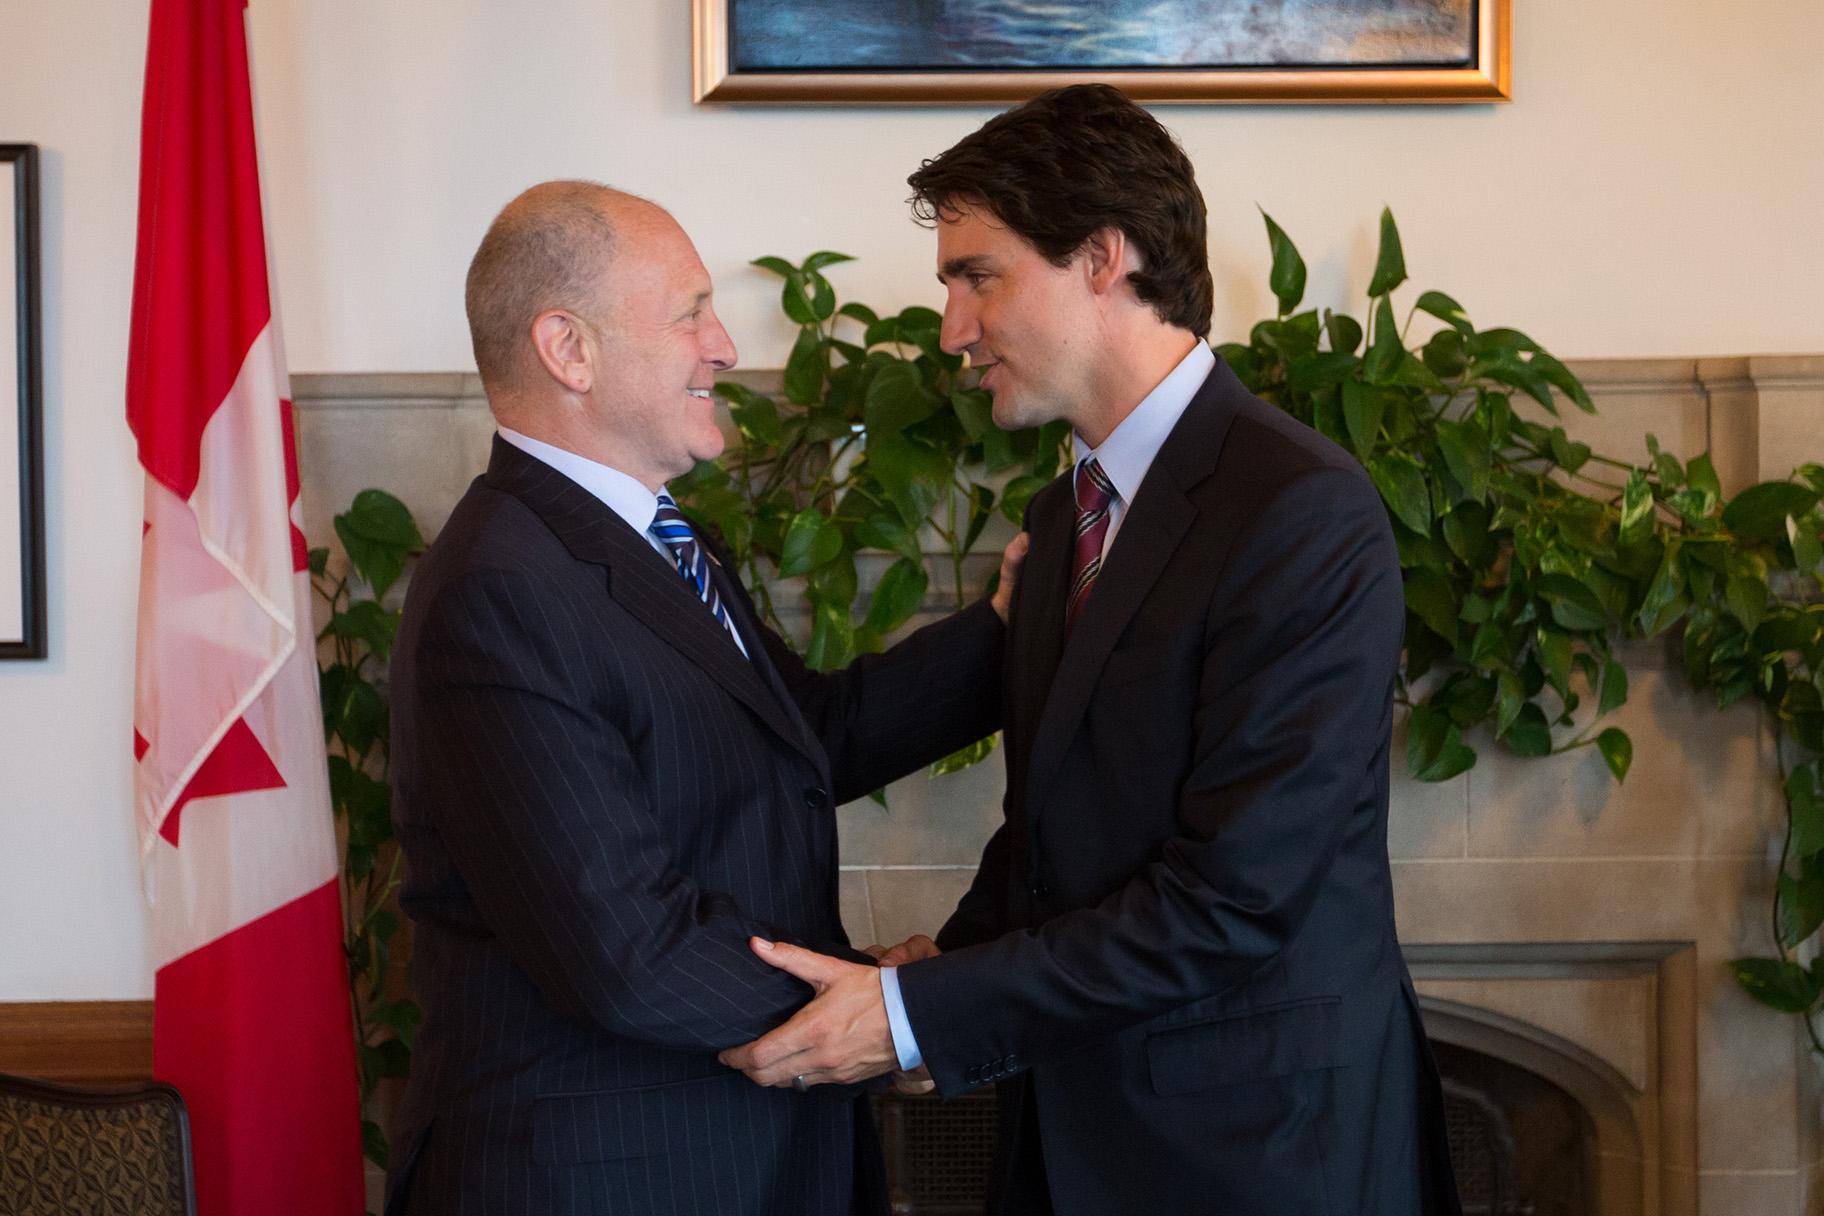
730, 0, 1475, 72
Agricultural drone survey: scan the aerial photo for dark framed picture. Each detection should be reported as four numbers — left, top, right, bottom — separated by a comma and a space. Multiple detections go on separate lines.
1, 144, 44, 659
694, 0, 1509, 104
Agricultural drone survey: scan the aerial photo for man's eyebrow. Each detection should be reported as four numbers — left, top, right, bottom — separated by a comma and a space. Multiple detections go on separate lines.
937, 255, 989, 283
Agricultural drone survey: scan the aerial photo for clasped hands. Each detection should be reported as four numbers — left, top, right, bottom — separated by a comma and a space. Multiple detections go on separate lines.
718, 934, 940, 1095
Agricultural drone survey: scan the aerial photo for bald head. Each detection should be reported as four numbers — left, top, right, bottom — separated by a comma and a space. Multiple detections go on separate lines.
465, 180, 650, 395
461, 181, 736, 488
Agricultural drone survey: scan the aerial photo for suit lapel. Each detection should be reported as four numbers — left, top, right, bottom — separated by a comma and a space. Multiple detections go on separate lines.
485, 438, 820, 767
708, 554, 833, 785
1007, 478, 1074, 761
1020, 361, 1244, 822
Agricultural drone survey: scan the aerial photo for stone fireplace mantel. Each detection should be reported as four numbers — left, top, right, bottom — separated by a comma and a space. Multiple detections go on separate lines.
1413, 941, 1698, 1216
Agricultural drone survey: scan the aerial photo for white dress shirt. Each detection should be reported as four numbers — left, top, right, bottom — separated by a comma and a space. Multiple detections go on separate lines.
1071, 339, 1214, 558
497, 427, 747, 656
880, 340, 1216, 1072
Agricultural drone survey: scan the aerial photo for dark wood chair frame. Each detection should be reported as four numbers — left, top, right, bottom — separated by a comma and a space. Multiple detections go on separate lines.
0, 1071, 198, 1216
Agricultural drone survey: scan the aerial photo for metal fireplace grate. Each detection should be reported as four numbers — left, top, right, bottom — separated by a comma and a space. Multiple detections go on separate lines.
874, 1046, 1590, 1216
1442, 1078, 1527, 1216
873, 1088, 997, 1213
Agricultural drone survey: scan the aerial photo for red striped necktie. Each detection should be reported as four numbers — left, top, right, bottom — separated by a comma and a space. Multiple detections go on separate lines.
1067, 457, 1118, 632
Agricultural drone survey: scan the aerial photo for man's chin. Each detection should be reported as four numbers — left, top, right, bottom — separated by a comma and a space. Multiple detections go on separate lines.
989, 397, 1030, 432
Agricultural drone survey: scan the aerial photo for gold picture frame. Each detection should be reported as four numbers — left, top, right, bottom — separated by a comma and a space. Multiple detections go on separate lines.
694, 0, 1509, 105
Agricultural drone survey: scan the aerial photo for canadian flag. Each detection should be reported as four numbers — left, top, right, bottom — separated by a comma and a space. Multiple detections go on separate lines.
127, 1, 364, 1212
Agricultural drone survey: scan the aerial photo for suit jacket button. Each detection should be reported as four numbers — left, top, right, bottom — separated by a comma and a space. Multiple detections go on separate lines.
1028, 881, 1049, 901
803, 786, 828, 809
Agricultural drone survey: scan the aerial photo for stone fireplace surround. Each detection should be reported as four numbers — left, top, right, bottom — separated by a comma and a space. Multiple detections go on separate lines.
295, 356, 1824, 1215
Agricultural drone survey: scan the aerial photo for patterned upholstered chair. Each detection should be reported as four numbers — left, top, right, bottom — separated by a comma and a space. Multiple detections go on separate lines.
0, 1072, 196, 1216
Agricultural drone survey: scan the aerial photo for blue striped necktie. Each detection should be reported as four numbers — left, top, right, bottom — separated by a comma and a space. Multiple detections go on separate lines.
651, 493, 742, 647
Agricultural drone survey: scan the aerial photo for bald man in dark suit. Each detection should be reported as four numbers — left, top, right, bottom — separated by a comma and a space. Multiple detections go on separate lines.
386, 181, 1022, 1216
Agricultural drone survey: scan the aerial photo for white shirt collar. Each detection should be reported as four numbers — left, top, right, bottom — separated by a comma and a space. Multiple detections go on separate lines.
496, 427, 663, 535
1072, 341, 1214, 505
496, 427, 753, 658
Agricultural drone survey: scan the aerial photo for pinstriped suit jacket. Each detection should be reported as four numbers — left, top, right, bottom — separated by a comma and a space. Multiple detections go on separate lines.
384, 438, 1002, 1216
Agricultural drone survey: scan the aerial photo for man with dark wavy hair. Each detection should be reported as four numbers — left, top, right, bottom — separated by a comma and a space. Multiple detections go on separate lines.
722, 85, 1460, 1216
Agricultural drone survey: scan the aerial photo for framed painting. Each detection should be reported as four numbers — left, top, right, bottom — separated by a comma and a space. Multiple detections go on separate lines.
1, 144, 44, 659
694, 0, 1509, 104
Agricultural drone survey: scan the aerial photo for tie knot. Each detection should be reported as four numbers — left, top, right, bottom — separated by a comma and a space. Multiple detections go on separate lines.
650, 492, 696, 548
1074, 458, 1116, 515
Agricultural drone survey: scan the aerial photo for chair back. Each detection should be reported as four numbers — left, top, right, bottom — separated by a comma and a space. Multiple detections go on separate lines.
0, 1072, 196, 1216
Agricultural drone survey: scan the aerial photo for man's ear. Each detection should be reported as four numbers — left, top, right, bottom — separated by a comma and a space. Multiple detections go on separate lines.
529, 309, 593, 394
1080, 226, 1137, 297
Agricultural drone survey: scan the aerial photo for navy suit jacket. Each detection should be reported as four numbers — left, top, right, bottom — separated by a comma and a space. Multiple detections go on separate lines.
896, 358, 1461, 1216
385, 438, 1002, 1216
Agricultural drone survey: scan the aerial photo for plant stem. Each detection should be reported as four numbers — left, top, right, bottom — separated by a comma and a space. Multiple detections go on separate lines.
1429, 391, 1468, 424
805, 432, 860, 507
1773, 729, 1794, 957
1582, 453, 1637, 472
754, 438, 809, 503
1507, 442, 1629, 494
746, 551, 780, 636
846, 484, 887, 511
1771, 738, 1824, 1054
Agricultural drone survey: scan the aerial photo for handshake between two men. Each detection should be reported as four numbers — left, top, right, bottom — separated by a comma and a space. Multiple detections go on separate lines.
720, 933, 942, 1096
386, 82, 1461, 1216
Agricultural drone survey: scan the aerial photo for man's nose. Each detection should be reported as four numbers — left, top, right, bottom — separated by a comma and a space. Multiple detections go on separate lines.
939, 302, 978, 358
704, 310, 737, 371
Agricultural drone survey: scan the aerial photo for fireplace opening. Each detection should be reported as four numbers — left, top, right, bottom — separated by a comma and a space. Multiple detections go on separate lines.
1434, 1042, 1598, 1216
873, 1041, 1600, 1215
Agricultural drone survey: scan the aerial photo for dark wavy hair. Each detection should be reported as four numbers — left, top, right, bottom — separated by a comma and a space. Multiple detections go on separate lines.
907, 84, 1213, 338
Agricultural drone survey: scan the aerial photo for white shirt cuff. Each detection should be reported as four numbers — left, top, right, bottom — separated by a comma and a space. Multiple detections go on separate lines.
878, 966, 924, 1072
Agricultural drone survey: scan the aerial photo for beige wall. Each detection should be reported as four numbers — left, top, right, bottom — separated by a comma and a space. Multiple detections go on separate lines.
1, 0, 1822, 1002
247, 0, 1824, 372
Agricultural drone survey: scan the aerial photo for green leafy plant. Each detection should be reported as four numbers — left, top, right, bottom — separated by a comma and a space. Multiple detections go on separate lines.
1226, 207, 1655, 782
1226, 208, 1824, 1045
1694, 533, 1824, 1042
308, 489, 426, 1171
672, 251, 1071, 774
